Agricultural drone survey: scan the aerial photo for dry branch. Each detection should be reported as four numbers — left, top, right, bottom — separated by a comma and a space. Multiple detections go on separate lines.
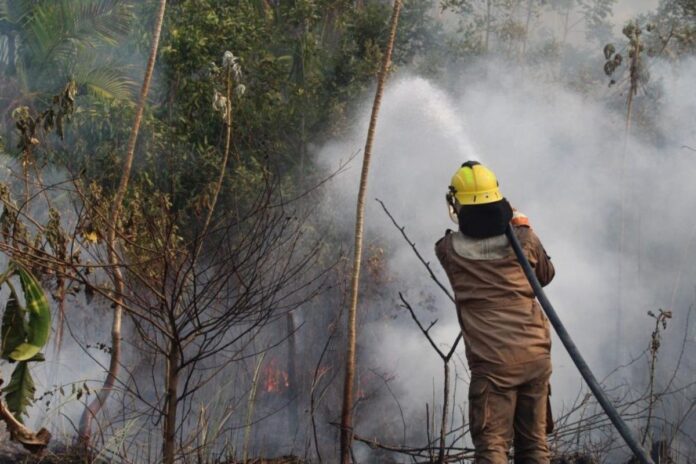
0, 399, 50, 453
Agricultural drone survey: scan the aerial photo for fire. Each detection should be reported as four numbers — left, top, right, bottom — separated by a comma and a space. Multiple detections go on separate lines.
263, 358, 289, 393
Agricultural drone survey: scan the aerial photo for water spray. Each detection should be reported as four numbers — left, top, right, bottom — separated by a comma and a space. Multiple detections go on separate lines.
506, 224, 654, 464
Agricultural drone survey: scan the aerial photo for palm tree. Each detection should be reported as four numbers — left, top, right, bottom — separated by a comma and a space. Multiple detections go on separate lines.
0, 0, 135, 122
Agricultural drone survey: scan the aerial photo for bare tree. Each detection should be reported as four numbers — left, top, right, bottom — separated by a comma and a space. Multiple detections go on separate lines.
340, 1, 403, 462
100, 178, 326, 463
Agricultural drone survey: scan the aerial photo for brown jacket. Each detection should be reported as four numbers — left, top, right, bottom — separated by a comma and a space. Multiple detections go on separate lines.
435, 226, 555, 372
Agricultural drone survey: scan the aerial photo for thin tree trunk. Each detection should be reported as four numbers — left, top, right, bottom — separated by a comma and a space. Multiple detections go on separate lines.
286, 311, 299, 436
194, 62, 234, 260
561, 5, 571, 46
485, 0, 492, 53
437, 362, 450, 464
7, 33, 16, 76
339, 1, 402, 462
78, 0, 168, 443
243, 353, 266, 463
162, 342, 181, 464
617, 33, 640, 362
522, 0, 533, 57
624, 53, 639, 143
22, 147, 30, 206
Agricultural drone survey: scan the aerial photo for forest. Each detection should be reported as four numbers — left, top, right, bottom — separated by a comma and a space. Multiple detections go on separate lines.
0, 0, 695, 462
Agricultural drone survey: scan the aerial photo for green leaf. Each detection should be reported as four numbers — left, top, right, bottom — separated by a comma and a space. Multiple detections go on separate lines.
9, 343, 41, 362
17, 266, 51, 352
3, 361, 35, 423
1, 290, 27, 360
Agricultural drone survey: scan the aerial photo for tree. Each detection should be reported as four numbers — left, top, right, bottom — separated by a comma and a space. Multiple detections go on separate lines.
78, 0, 167, 445
646, 0, 696, 57
340, 1, 402, 462
108, 175, 324, 463
0, 0, 135, 123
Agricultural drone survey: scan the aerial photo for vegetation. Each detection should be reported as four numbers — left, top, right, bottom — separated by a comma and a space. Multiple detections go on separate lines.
0, 0, 693, 462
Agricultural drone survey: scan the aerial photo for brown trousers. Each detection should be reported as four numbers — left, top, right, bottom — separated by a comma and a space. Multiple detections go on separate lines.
469, 371, 552, 464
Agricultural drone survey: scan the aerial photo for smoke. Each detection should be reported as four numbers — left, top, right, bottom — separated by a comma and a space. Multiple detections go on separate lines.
316, 56, 696, 457
4, 1, 694, 461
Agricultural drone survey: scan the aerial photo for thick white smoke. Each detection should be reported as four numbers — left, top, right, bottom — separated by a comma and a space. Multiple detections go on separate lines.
316, 57, 696, 457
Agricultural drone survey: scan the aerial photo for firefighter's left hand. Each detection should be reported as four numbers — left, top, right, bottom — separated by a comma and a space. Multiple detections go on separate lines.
511, 209, 530, 227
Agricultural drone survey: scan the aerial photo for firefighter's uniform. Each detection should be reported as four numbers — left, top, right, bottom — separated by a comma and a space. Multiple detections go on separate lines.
437, 162, 555, 463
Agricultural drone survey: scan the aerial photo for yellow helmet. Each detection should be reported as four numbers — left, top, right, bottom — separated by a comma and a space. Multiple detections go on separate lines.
449, 161, 502, 206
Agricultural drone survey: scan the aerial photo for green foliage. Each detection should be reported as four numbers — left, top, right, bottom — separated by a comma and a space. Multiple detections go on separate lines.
52, 0, 440, 231
442, 0, 619, 58
0, 0, 140, 178
160, 0, 440, 171
0, 0, 136, 153
3, 0, 444, 233
0, 264, 51, 421
3, 361, 35, 423
1, 290, 26, 360
647, 0, 696, 56
12, 267, 51, 362
579, 0, 617, 44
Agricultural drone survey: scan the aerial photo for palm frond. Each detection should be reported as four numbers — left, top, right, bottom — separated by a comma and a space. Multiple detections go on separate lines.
72, 0, 133, 46
74, 64, 135, 101
22, 0, 133, 65
1, 0, 34, 25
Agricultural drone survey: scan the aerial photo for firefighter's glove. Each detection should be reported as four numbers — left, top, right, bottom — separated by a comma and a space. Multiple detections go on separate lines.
511, 209, 530, 228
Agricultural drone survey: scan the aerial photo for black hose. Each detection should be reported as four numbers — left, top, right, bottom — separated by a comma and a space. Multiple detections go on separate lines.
505, 224, 654, 464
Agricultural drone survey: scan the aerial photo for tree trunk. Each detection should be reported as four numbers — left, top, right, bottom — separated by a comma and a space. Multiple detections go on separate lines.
7, 33, 16, 76
286, 311, 299, 437
485, 0, 492, 53
339, 1, 402, 463
617, 33, 640, 362
522, 0, 533, 57
561, 5, 571, 46
437, 362, 450, 464
78, 0, 168, 443
193, 59, 235, 260
162, 343, 180, 464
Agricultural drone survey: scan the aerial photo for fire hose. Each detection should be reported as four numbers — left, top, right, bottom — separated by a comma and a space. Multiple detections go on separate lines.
505, 224, 654, 464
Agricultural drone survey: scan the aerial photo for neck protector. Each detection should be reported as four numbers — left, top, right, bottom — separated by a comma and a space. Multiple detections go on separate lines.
458, 198, 513, 238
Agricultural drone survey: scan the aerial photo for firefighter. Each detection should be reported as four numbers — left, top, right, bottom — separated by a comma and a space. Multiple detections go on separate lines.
435, 161, 555, 464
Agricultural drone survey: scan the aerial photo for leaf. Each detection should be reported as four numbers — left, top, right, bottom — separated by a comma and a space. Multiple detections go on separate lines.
3, 361, 35, 423
1, 290, 27, 360
83, 230, 98, 243
604, 60, 616, 76
77, 64, 136, 101
9, 343, 41, 362
603, 43, 615, 59
16, 266, 51, 354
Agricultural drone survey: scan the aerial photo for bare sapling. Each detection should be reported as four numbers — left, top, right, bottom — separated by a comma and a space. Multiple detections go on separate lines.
339, 1, 403, 462
642, 308, 672, 446
378, 199, 463, 463
602, 21, 652, 362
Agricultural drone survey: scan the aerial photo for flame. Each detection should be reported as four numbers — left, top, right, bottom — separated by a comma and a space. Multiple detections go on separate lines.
263, 358, 290, 393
